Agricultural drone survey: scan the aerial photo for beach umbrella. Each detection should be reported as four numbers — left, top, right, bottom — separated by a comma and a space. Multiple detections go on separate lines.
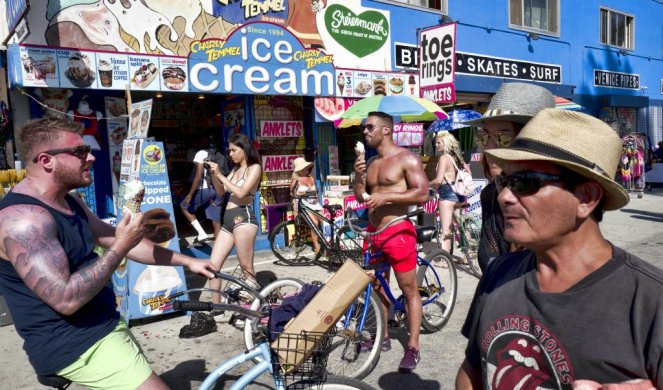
426, 109, 482, 133
555, 96, 584, 111
335, 95, 448, 128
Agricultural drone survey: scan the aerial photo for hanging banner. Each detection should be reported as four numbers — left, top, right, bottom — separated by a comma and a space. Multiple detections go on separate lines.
419, 23, 456, 104
259, 121, 303, 138
128, 99, 153, 139
262, 154, 302, 173
392, 123, 424, 147
105, 97, 128, 211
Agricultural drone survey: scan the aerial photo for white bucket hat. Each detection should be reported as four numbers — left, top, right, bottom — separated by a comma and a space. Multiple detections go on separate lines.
292, 157, 313, 173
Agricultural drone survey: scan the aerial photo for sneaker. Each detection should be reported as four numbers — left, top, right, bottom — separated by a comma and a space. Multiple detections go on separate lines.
398, 347, 420, 373
357, 337, 391, 353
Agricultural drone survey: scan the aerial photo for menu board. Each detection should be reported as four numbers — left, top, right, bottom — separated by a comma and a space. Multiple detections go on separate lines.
18, 46, 58, 88
96, 52, 130, 90
159, 57, 188, 92
129, 55, 160, 91
12, 44, 191, 93
336, 68, 418, 98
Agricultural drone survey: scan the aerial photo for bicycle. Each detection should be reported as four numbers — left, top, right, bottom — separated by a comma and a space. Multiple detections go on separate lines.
319, 207, 457, 379
269, 192, 365, 268
169, 275, 375, 389
430, 189, 482, 278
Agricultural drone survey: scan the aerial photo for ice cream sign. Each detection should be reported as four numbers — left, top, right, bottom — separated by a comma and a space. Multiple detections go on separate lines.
188, 22, 337, 96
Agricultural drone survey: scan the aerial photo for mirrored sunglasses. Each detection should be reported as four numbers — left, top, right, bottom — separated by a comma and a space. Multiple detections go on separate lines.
495, 172, 564, 195
475, 130, 514, 148
32, 144, 91, 163
362, 124, 385, 131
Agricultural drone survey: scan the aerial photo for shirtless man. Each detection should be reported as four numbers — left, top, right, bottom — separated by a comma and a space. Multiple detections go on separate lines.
353, 111, 429, 372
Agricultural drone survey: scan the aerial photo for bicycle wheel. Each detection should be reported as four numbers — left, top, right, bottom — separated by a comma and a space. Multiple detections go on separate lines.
459, 216, 482, 278
326, 290, 385, 380
269, 220, 321, 265
288, 375, 377, 389
417, 250, 457, 332
330, 225, 364, 267
244, 278, 305, 359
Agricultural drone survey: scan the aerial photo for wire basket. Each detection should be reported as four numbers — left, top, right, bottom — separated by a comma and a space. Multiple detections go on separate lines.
271, 330, 333, 384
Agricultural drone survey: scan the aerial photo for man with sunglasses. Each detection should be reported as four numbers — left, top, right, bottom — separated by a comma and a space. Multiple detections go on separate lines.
463, 82, 556, 273
0, 118, 217, 389
456, 109, 663, 389
353, 111, 429, 373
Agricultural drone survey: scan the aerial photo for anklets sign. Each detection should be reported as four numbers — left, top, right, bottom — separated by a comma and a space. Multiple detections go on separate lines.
188, 22, 337, 96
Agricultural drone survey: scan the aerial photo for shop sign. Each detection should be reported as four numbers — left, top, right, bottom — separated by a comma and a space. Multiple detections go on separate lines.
395, 42, 418, 69
128, 99, 153, 139
188, 23, 336, 97
318, 0, 392, 70
213, 0, 289, 25
7, 44, 191, 93
343, 194, 367, 211
456, 52, 562, 84
392, 123, 424, 147
259, 120, 303, 138
594, 69, 639, 89
419, 23, 457, 104
262, 154, 302, 172
334, 68, 418, 98
5, 0, 28, 37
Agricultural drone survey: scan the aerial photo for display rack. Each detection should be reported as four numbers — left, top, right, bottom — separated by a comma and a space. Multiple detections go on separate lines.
620, 133, 652, 198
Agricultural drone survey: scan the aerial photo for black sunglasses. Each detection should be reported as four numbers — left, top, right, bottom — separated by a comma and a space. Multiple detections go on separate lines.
32, 144, 92, 163
362, 124, 385, 131
495, 172, 565, 195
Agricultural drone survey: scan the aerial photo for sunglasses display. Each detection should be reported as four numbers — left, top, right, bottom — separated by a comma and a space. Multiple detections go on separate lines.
495, 172, 564, 195
32, 144, 92, 163
475, 130, 514, 148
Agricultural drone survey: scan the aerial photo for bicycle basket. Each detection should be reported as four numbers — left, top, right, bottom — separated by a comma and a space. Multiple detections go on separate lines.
271, 330, 332, 383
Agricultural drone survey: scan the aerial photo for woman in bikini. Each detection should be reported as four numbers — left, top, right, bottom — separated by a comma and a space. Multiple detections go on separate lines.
428, 131, 467, 253
205, 134, 262, 304
290, 157, 323, 255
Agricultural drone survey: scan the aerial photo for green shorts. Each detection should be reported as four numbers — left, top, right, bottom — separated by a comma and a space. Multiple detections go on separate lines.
56, 320, 153, 390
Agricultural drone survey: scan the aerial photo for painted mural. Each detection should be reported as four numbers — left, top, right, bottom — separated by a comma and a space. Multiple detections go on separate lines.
24, 0, 393, 71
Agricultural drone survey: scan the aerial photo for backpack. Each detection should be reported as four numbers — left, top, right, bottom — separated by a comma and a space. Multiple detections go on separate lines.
204, 149, 230, 188
446, 155, 475, 197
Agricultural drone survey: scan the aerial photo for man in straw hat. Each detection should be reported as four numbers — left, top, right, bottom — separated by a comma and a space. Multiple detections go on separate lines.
456, 109, 663, 389
462, 82, 555, 273
354, 111, 429, 372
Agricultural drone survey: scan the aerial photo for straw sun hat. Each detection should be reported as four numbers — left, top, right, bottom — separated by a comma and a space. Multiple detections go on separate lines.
463, 82, 555, 126
485, 108, 629, 210
292, 157, 313, 173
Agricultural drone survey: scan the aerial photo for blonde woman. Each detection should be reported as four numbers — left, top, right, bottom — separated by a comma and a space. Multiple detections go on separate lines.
290, 157, 323, 254
429, 131, 467, 253
205, 134, 262, 305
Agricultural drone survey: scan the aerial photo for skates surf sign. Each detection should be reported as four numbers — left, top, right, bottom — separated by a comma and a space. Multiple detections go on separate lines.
188, 22, 337, 96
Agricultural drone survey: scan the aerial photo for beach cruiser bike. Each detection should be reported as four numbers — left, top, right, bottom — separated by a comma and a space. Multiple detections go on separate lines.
429, 189, 482, 278
302, 207, 457, 379
167, 272, 375, 390
269, 191, 364, 268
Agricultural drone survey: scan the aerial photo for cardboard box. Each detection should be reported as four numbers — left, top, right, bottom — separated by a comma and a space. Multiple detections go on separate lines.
272, 260, 371, 372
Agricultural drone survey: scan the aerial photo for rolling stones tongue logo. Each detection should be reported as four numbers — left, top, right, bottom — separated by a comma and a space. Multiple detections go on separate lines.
492, 338, 552, 389
483, 317, 573, 389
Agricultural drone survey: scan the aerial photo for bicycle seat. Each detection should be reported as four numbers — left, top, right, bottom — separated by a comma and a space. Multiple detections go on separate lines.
415, 226, 438, 243
322, 204, 342, 212
37, 374, 71, 389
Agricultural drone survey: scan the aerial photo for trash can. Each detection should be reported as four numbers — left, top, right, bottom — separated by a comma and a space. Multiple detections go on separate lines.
264, 203, 288, 233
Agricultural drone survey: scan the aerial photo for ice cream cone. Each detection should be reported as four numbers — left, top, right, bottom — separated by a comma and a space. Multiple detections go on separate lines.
122, 180, 145, 214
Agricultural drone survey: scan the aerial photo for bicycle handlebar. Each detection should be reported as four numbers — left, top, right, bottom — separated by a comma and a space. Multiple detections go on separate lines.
345, 206, 424, 237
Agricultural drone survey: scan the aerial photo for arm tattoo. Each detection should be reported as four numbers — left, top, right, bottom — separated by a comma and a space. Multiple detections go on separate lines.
3, 209, 123, 315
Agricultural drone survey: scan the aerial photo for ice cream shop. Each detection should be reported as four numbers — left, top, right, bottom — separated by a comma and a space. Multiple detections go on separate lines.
4, 0, 444, 250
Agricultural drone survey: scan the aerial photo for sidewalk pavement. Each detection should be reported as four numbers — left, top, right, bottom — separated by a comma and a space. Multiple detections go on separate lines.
1, 188, 662, 389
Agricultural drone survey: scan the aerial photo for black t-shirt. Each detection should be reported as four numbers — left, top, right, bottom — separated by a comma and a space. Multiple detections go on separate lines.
462, 246, 663, 389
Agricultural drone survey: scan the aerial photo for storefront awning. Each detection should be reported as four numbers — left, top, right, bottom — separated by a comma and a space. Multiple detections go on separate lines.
555, 96, 585, 111
599, 94, 649, 108
455, 74, 576, 99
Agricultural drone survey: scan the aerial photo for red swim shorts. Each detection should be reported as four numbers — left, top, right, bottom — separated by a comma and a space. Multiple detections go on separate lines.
363, 219, 417, 273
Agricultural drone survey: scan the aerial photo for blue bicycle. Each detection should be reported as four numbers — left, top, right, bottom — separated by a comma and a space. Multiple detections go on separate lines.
322, 207, 458, 379
169, 273, 376, 390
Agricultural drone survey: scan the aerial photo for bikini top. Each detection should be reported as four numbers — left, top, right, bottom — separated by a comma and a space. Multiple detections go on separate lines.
228, 166, 257, 196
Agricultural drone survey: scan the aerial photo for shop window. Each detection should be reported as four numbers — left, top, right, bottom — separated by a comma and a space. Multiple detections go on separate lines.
509, 0, 559, 36
600, 7, 634, 50
376, 0, 447, 13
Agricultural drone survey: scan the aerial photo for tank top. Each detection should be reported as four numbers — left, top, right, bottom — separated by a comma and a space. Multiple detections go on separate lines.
0, 193, 118, 375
